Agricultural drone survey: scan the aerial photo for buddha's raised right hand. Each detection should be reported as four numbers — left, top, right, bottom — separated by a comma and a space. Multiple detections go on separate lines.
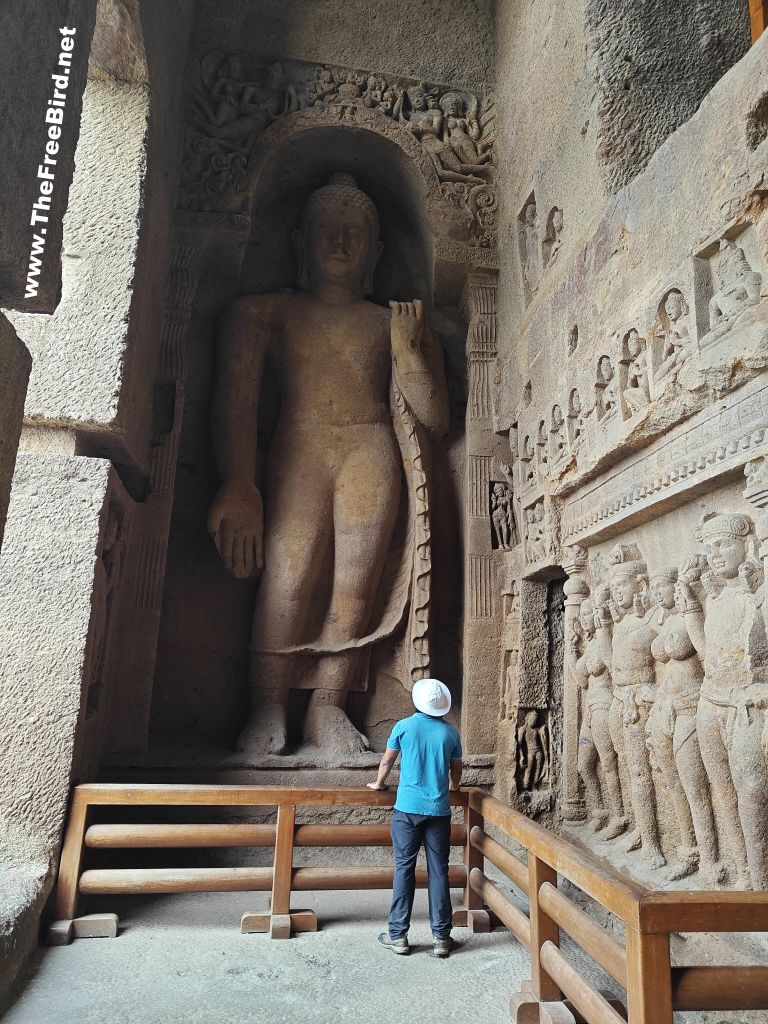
207, 483, 264, 580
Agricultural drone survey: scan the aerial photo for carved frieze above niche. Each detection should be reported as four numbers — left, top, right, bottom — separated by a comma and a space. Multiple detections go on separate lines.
179, 52, 497, 251
514, 218, 768, 502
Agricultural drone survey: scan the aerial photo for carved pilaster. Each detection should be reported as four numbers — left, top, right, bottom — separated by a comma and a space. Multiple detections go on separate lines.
107, 227, 207, 752
461, 271, 504, 753
561, 543, 589, 822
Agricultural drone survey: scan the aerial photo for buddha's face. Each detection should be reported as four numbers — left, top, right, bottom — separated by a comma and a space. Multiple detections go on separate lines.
705, 534, 746, 579
627, 330, 641, 357
571, 391, 581, 414
650, 576, 676, 610
303, 202, 372, 288
611, 575, 638, 610
599, 357, 613, 382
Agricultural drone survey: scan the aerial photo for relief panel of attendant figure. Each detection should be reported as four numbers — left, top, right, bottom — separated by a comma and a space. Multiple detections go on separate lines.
647, 562, 724, 883
574, 593, 628, 838
678, 512, 768, 888
595, 544, 665, 868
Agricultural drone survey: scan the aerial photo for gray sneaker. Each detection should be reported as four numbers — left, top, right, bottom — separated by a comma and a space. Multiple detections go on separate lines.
432, 936, 456, 959
378, 931, 410, 955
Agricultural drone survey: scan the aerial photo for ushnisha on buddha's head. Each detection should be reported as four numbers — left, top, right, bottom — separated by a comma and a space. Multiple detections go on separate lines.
293, 172, 383, 296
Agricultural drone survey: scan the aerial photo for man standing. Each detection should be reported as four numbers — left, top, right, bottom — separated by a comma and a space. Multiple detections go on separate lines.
367, 678, 463, 958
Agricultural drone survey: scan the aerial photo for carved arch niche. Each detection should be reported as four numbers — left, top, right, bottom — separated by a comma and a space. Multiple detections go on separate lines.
239, 123, 436, 304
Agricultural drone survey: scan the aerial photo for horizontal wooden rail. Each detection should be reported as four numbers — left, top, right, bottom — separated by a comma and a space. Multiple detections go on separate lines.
637, 890, 768, 934
539, 880, 627, 988
671, 966, 768, 1011
80, 864, 467, 896
469, 790, 647, 929
70, 783, 468, 808
469, 826, 528, 894
540, 941, 627, 1024
469, 867, 530, 949
85, 823, 466, 849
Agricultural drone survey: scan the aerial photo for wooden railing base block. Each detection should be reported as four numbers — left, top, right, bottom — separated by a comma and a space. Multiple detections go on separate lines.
72, 913, 119, 939
509, 988, 576, 1024
465, 908, 492, 933
240, 909, 318, 938
45, 920, 74, 946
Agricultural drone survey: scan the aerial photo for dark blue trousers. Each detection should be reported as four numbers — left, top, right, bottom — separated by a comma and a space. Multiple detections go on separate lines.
388, 809, 452, 940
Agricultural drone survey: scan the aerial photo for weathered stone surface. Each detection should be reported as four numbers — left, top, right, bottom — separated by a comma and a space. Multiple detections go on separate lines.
0, 454, 117, 998
586, 0, 750, 194
0, 1, 97, 313
0, 454, 113, 849
5, 0, 194, 485
0, 317, 30, 552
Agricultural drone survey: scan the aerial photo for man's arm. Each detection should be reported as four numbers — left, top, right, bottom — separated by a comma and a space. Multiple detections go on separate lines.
367, 748, 399, 791
449, 758, 463, 791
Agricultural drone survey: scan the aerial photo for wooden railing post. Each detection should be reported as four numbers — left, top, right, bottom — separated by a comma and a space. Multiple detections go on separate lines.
527, 854, 562, 1003
625, 928, 673, 1024
241, 802, 317, 938
453, 795, 490, 932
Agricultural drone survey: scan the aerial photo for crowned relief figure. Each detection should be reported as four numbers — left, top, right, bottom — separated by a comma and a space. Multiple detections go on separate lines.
208, 173, 448, 759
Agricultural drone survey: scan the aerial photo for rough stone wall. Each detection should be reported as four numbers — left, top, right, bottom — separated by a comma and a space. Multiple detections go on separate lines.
0, 318, 30, 552
0, 455, 116, 998
192, 0, 495, 91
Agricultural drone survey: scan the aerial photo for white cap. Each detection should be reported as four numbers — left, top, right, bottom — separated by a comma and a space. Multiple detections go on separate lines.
412, 677, 452, 717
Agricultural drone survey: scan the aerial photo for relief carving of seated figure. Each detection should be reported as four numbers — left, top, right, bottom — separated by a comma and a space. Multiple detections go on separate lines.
622, 329, 651, 415
702, 238, 763, 346
207, 173, 448, 758
654, 289, 693, 388
596, 356, 618, 422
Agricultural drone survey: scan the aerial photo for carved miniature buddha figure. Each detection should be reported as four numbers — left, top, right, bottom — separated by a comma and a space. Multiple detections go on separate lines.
622, 329, 650, 415
654, 289, 693, 387
574, 595, 627, 838
550, 404, 567, 461
705, 238, 763, 345
595, 544, 665, 868
596, 356, 618, 422
677, 512, 768, 888
517, 710, 549, 790
647, 562, 723, 883
208, 173, 448, 758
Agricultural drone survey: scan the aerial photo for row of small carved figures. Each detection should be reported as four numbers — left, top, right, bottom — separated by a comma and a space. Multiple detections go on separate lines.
515, 237, 765, 482
564, 524, 768, 889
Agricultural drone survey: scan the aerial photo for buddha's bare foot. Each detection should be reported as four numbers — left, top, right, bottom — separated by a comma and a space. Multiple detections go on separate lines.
666, 847, 698, 881
304, 704, 370, 756
701, 860, 727, 886
622, 829, 642, 853
235, 705, 288, 756
602, 816, 628, 841
646, 847, 667, 871
590, 810, 609, 832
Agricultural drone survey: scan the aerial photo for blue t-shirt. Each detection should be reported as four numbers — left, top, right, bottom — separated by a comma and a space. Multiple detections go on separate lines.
386, 712, 463, 816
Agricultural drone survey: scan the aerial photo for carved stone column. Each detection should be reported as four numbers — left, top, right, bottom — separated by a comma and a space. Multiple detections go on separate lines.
461, 271, 505, 753
107, 226, 208, 752
561, 543, 589, 822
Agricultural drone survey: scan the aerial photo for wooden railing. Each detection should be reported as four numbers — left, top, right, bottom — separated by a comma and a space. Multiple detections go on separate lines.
48, 783, 768, 1023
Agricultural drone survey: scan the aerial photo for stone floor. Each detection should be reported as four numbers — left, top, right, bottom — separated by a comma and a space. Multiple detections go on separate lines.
1, 879, 586, 1024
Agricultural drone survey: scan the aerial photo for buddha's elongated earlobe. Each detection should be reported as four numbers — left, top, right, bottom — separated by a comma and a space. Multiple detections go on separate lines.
292, 229, 307, 290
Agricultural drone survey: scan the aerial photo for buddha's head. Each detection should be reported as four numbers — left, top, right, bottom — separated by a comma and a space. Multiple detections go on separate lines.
626, 329, 642, 358
294, 173, 382, 295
